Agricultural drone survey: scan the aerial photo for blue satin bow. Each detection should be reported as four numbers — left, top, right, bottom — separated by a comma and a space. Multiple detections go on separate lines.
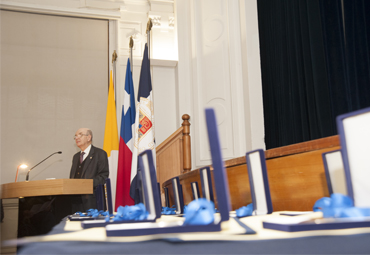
184, 198, 216, 225
75, 209, 108, 217
313, 193, 370, 218
236, 203, 254, 217
110, 203, 149, 222
162, 206, 176, 215
183, 198, 215, 225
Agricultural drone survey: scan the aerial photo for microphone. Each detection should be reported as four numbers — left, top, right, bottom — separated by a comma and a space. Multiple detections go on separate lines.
25, 151, 62, 181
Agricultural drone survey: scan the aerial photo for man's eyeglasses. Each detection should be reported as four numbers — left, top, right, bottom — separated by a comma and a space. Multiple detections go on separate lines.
74, 134, 88, 140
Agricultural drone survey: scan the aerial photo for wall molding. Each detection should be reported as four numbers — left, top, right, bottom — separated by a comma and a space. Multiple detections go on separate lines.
0, 1, 122, 19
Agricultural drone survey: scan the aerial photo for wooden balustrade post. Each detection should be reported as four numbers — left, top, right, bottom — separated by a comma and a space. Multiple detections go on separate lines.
182, 114, 191, 173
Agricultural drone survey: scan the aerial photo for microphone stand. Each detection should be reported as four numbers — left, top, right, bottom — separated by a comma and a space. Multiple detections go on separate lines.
25, 151, 62, 181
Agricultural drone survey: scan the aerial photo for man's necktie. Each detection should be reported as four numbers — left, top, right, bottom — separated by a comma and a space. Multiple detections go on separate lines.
80, 152, 85, 164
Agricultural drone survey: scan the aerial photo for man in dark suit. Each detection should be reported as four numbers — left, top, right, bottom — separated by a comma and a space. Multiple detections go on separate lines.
70, 128, 109, 212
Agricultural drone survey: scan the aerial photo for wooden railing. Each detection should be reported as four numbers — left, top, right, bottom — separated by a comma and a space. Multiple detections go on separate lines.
156, 114, 191, 200
162, 135, 341, 211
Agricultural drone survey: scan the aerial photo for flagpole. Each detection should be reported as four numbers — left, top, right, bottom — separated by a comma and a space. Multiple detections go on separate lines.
146, 18, 154, 139
129, 36, 134, 76
112, 50, 118, 102
146, 18, 153, 60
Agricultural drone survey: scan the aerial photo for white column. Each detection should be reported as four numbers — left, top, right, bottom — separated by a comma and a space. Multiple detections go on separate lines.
239, 0, 266, 151
175, 0, 265, 169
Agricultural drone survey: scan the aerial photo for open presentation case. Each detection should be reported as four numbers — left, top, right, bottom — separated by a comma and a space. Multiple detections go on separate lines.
81, 150, 161, 229
68, 178, 114, 221
263, 107, 370, 232
164, 187, 170, 208
336, 107, 370, 206
191, 181, 200, 200
105, 108, 232, 236
245, 149, 273, 216
199, 166, 215, 203
322, 150, 347, 195
171, 176, 185, 215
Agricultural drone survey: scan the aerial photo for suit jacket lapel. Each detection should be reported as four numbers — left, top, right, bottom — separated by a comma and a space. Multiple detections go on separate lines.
81, 145, 95, 178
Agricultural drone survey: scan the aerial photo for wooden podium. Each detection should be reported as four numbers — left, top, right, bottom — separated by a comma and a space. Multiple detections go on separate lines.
1, 179, 93, 253
1, 179, 93, 199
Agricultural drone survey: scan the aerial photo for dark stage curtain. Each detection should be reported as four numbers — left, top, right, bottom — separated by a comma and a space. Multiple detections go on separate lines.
319, 0, 350, 119
342, 0, 370, 111
257, 0, 370, 149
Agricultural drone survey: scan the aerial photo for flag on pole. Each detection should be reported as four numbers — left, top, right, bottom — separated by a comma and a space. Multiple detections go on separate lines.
130, 43, 156, 204
103, 70, 119, 210
115, 59, 136, 209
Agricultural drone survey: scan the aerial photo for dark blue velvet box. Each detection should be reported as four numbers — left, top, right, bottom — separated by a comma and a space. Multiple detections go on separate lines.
200, 166, 214, 203
246, 149, 273, 216
105, 108, 231, 236
263, 107, 370, 231
81, 150, 161, 228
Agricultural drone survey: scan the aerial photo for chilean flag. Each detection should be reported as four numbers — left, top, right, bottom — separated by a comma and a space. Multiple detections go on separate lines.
115, 59, 136, 209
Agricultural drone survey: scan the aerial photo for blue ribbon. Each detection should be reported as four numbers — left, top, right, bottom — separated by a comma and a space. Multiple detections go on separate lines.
313, 193, 370, 218
162, 206, 176, 215
110, 203, 149, 222
75, 209, 108, 218
236, 203, 254, 217
183, 198, 215, 225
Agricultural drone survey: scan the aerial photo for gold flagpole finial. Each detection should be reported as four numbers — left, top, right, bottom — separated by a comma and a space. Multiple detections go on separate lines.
112, 50, 118, 63
146, 18, 153, 33
129, 36, 134, 49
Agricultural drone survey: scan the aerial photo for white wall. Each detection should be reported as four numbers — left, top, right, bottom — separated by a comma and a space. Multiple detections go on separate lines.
0, 0, 265, 181
0, 10, 108, 184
